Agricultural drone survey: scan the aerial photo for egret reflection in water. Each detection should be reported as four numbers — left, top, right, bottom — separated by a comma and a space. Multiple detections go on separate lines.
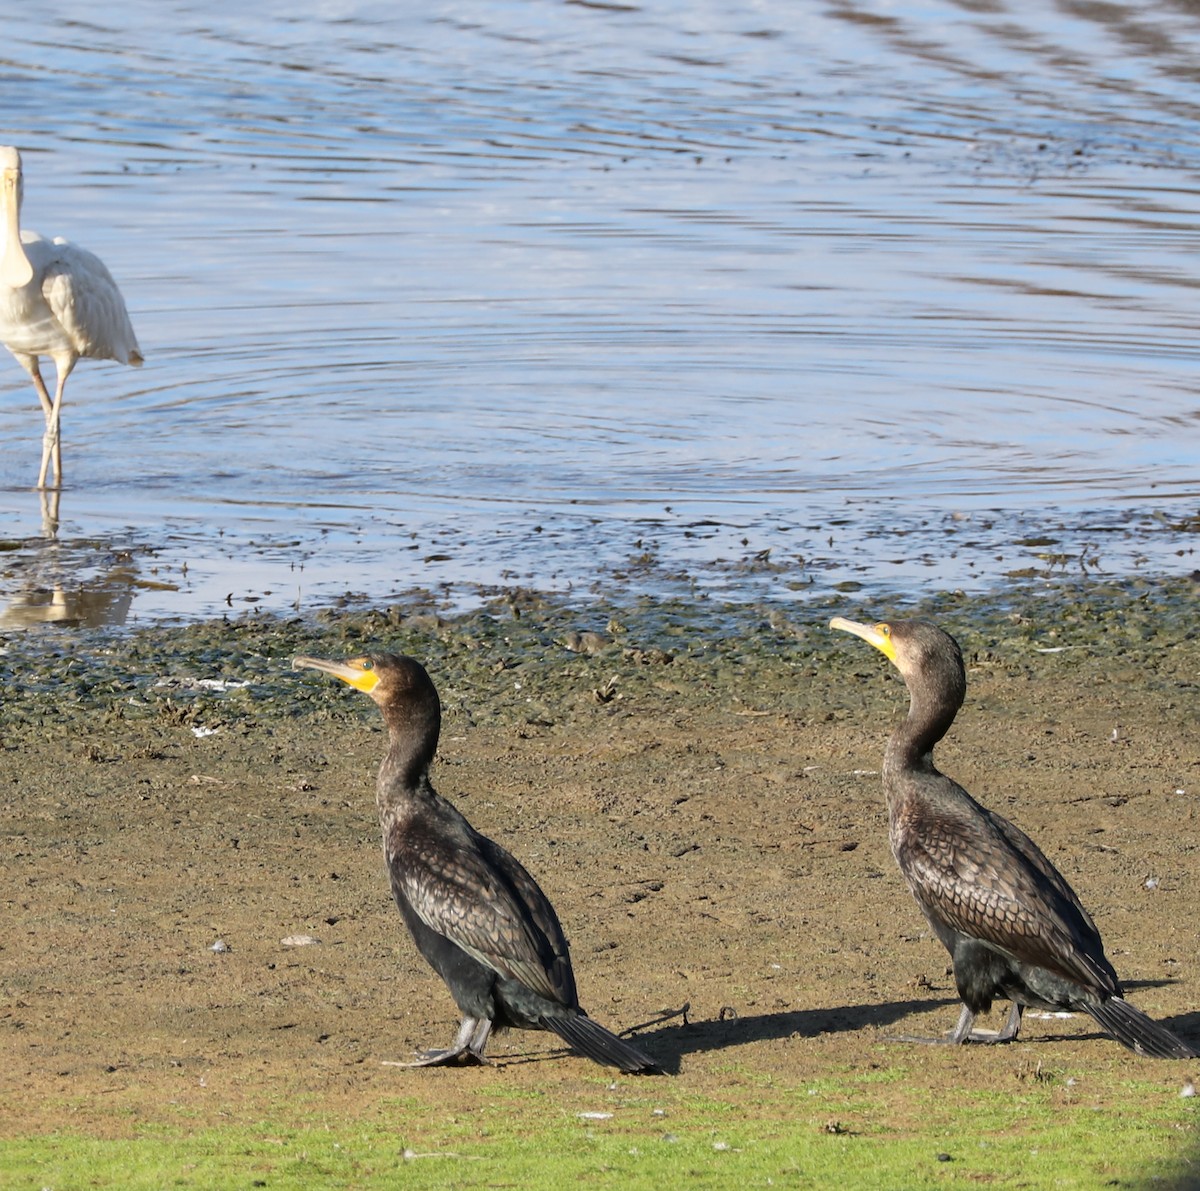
0, 553, 137, 630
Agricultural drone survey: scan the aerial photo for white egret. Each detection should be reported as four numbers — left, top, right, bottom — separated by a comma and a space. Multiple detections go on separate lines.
0, 146, 143, 489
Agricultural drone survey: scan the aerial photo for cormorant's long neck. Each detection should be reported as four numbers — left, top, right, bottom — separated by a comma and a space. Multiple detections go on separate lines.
882, 681, 960, 792
375, 708, 440, 818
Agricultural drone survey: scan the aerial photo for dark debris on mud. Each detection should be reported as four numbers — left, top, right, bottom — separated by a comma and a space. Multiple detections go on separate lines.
1, 573, 1196, 740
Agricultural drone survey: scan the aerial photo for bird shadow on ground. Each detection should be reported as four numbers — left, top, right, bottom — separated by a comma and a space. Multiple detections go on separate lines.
499, 985, 1199, 1074
638, 998, 961, 1072
1121, 980, 1200, 1049
636, 998, 1200, 1072
638, 994, 964, 1070
1124, 978, 1188, 992
497, 997, 961, 1075
1160, 1011, 1200, 1046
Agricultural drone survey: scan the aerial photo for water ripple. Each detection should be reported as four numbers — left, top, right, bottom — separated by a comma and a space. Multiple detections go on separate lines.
0, 1, 1197, 626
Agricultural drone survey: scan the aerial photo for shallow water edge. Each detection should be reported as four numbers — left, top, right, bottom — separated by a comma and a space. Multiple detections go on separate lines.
1, 497, 1196, 632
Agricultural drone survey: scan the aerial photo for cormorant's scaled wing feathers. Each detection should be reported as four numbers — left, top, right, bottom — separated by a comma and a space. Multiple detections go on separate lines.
987, 809, 1105, 943
394, 823, 575, 1007
898, 800, 1119, 995
478, 833, 579, 1007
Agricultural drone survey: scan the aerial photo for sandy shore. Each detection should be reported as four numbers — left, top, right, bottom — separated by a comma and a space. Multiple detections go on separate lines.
1, 576, 1197, 1134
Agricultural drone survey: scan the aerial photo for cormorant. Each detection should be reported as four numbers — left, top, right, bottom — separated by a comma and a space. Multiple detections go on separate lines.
293, 651, 660, 1073
829, 616, 1196, 1059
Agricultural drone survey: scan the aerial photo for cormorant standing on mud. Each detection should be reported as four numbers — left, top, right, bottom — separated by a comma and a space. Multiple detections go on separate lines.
829, 616, 1196, 1059
293, 651, 660, 1073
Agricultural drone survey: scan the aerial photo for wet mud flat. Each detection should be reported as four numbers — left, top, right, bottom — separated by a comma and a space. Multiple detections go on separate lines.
0, 575, 1197, 1146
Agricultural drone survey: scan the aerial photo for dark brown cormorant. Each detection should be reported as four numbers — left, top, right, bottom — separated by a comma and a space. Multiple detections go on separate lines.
293, 651, 660, 1073
830, 615, 1196, 1059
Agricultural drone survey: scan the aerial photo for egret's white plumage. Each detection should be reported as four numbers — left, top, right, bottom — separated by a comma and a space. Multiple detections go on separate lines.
0, 146, 143, 489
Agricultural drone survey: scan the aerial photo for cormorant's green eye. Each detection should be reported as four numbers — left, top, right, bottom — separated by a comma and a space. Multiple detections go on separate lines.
361, 659, 374, 670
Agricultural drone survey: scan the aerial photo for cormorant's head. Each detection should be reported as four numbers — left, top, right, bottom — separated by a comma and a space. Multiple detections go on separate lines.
829, 616, 966, 709
295, 652, 443, 771
293, 651, 441, 720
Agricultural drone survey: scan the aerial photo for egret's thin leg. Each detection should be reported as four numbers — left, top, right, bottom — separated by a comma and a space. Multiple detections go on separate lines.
26, 358, 53, 418
38, 360, 74, 489
39, 486, 60, 538
38, 425, 54, 490
20, 357, 57, 490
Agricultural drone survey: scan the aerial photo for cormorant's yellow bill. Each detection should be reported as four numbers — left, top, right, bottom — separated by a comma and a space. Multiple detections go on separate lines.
829, 616, 898, 663
293, 655, 382, 694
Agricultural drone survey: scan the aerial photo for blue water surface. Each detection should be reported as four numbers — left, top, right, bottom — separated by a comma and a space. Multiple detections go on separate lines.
0, 1, 1197, 626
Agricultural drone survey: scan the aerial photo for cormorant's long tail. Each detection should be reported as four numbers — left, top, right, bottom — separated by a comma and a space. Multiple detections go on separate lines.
544, 1013, 661, 1073
1087, 998, 1197, 1059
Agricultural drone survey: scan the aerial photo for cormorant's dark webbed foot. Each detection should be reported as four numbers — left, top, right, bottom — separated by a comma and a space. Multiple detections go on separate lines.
402, 1047, 491, 1068
398, 1017, 493, 1067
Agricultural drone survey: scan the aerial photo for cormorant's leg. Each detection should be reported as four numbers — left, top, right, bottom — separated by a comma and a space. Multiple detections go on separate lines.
400, 1016, 491, 1067
890, 1003, 976, 1045
958, 1001, 1023, 1044
948, 1003, 977, 1043
466, 1018, 493, 1061
993, 1002, 1023, 1042
893, 1003, 1022, 1046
